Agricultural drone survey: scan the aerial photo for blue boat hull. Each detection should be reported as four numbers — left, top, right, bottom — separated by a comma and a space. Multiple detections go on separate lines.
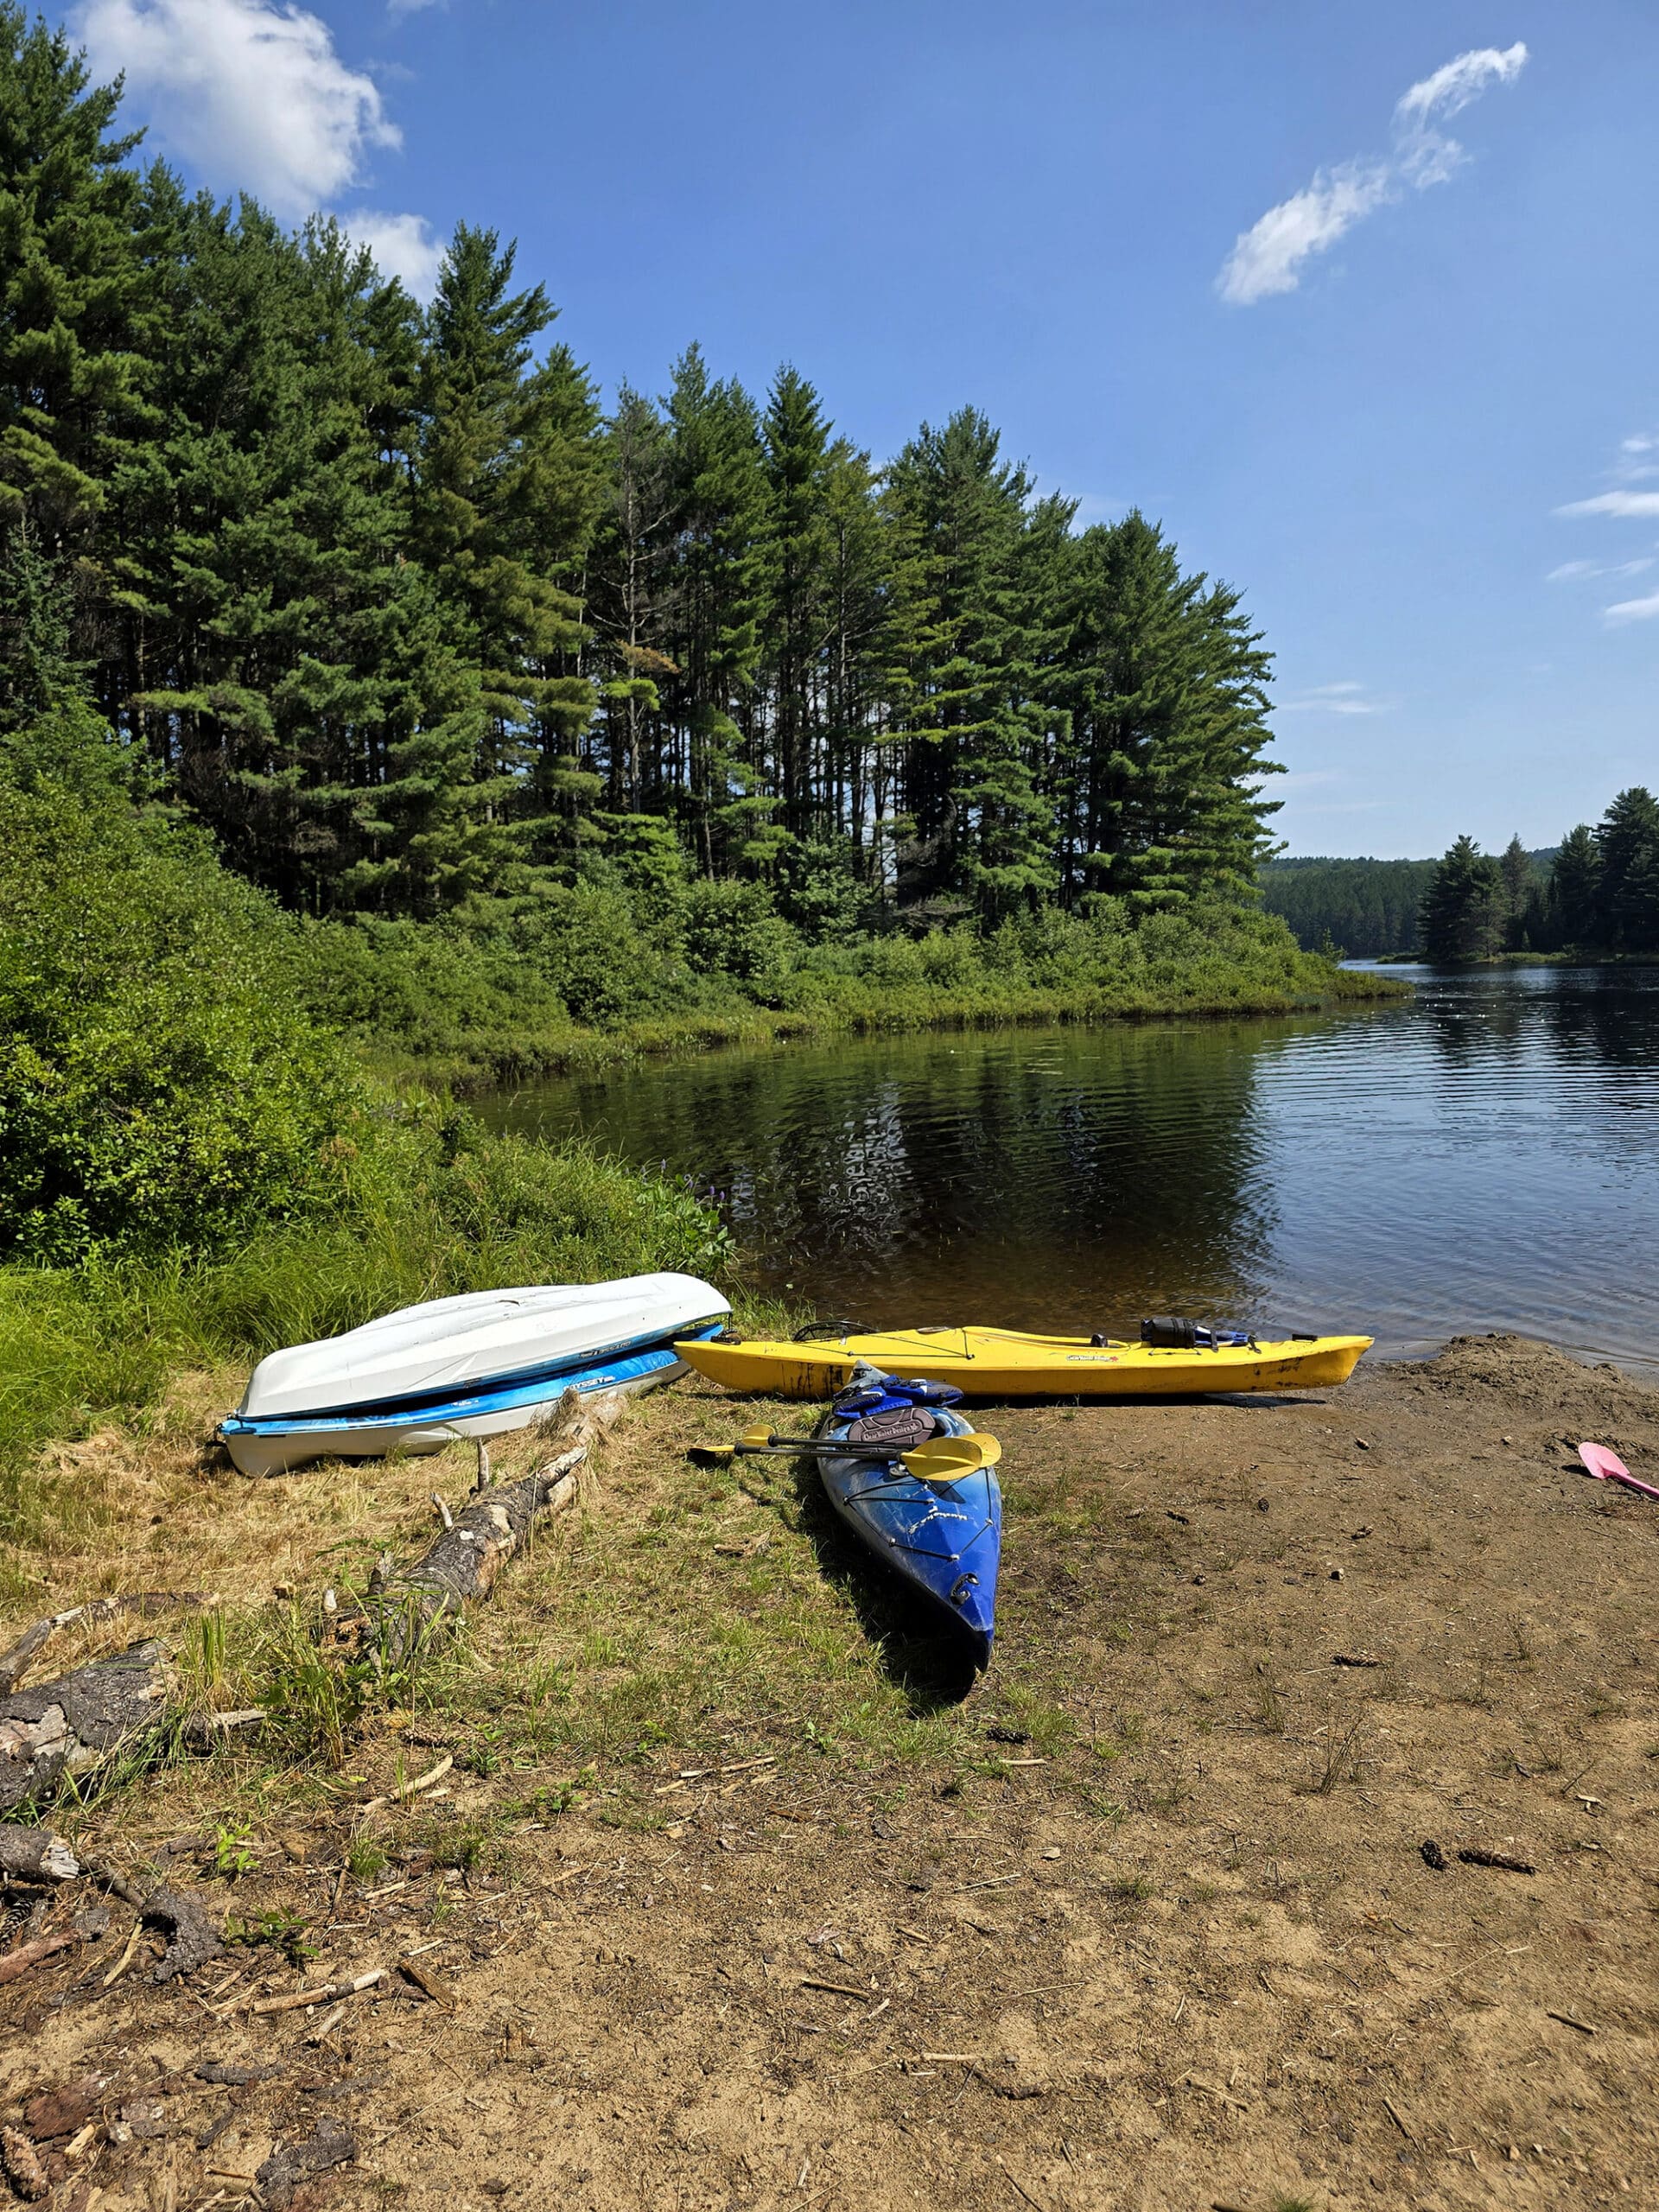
219, 1332, 720, 1477
814, 1402, 1001, 1667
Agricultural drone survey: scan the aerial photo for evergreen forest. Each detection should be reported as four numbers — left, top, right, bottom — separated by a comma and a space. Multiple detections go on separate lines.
1419, 796, 1659, 963
1, 5, 1285, 964
1259, 857, 1438, 959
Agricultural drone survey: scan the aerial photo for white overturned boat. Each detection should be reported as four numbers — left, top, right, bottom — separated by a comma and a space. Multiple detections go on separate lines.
219, 1273, 728, 1478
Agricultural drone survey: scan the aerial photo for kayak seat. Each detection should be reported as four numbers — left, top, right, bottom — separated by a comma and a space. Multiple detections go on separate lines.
843, 1406, 940, 1452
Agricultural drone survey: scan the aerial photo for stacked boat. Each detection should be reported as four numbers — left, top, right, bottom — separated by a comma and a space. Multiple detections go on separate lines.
219, 1272, 729, 1478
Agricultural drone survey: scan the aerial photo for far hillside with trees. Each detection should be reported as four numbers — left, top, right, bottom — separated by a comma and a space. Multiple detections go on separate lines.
1418, 791, 1659, 962
1260, 857, 1438, 958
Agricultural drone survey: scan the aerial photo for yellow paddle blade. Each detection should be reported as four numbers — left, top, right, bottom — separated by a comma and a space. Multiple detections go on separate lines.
899, 1432, 1001, 1483
740, 1424, 778, 1450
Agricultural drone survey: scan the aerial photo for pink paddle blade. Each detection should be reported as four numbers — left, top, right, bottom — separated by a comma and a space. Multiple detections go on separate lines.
1578, 1442, 1659, 1502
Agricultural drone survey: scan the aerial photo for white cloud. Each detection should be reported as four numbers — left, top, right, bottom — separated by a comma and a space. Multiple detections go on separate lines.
1217, 162, 1393, 306
388, 0, 444, 14
1217, 42, 1528, 306
1604, 588, 1659, 624
1277, 682, 1393, 716
1548, 556, 1655, 582
1556, 491, 1659, 520
342, 209, 445, 298
77, 0, 399, 215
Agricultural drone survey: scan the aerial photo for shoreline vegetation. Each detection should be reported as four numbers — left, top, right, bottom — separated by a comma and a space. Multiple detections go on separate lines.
323, 905, 1404, 1095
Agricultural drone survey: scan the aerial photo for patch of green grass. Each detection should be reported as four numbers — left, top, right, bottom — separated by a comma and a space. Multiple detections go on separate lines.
346, 1834, 388, 1884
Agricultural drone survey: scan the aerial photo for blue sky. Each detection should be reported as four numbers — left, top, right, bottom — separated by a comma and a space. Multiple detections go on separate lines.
68, 0, 1659, 858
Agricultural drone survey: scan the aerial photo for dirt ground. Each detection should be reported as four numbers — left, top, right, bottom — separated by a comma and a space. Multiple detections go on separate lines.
4, 1333, 1659, 2212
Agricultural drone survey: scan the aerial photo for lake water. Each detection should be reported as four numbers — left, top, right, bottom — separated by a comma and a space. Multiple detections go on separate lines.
484, 966, 1659, 1375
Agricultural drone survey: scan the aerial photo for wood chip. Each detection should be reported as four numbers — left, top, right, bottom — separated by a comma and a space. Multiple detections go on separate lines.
800, 1979, 874, 1999
100, 1919, 146, 1989
0, 1929, 79, 1986
1547, 2009, 1598, 2036
1458, 1847, 1535, 1876
1382, 2094, 1414, 2141
398, 1955, 459, 2009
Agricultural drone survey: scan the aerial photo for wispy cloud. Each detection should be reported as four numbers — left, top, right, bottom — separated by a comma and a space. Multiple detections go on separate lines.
1217, 42, 1528, 306
1548, 556, 1656, 582
1276, 682, 1394, 717
75, 0, 443, 295
1557, 490, 1659, 520
1605, 588, 1659, 625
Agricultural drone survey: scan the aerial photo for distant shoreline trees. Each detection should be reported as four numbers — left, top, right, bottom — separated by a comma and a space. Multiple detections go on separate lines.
1417, 791, 1659, 961
0, 5, 1282, 939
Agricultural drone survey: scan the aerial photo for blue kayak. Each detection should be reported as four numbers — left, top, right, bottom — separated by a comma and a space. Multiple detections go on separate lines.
814, 1375, 1002, 1668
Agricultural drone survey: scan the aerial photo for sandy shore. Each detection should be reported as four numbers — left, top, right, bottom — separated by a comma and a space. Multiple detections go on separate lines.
3, 1333, 1658, 2210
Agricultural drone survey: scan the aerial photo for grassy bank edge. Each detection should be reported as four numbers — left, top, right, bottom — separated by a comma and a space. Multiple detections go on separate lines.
368, 962, 1412, 1095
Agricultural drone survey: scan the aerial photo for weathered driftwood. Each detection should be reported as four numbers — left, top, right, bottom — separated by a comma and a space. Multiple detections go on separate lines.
368, 1448, 585, 1662
0, 1638, 170, 1816
0, 1828, 80, 1884
365, 1388, 626, 1663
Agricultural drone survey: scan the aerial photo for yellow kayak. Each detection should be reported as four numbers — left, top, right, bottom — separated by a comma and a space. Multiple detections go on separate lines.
673, 1325, 1373, 1401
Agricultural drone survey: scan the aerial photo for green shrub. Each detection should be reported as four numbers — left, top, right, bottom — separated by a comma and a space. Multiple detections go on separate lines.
0, 780, 364, 1262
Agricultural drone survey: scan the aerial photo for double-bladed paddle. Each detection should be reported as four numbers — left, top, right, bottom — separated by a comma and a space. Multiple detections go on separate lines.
690, 1427, 1001, 1483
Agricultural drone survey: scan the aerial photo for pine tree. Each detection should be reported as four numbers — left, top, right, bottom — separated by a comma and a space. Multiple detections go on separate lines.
1498, 834, 1535, 950
1063, 513, 1278, 912
883, 409, 1058, 916
590, 385, 677, 814
412, 226, 603, 883
760, 365, 832, 838
1549, 824, 1601, 947
818, 436, 890, 873
124, 205, 442, 909
0, 10, 150, 535
1597, 787, 1659, 952
1420, 835, 1504, 961
661, 346, 771, 874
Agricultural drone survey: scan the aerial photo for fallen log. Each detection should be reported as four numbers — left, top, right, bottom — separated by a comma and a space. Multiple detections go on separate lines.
0, 1828, 80, 1884
365, 1389, 626, 1664
0, 1639, 170, 1816
367, 1448, 586, 1663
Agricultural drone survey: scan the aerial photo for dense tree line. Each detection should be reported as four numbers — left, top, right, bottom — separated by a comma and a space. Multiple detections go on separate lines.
1259, 857, 1437, 958
1420, 798, 1659, 961
0, 9, 1281, 934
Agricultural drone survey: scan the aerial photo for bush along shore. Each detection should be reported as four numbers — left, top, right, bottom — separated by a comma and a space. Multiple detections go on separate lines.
300, 884, 1405, 1092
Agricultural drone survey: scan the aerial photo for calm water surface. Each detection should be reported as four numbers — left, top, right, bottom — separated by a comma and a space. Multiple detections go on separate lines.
485, 966, 1659, 1374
